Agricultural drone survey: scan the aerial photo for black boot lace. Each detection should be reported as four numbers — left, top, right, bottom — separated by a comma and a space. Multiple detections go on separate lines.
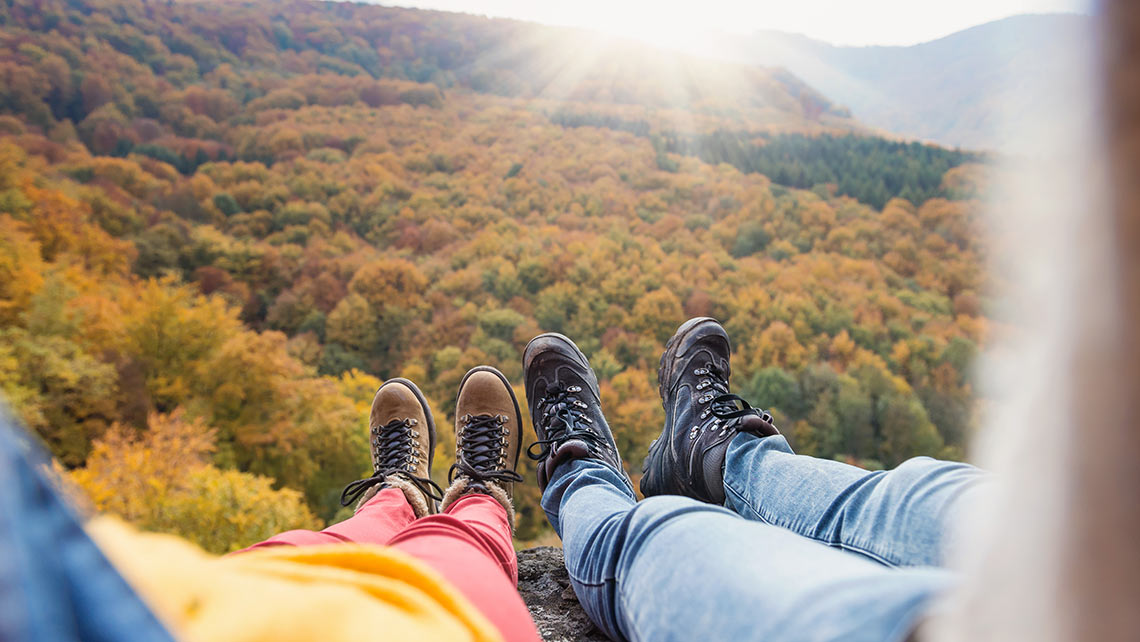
340, 418, 444, 507
527, 384, 609, 461
694, 363, 774, 427
448, 413, 524, 485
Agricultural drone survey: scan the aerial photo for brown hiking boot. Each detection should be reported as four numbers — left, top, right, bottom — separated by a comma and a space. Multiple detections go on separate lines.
340, 378, 443, 517
440, 366, 524, 527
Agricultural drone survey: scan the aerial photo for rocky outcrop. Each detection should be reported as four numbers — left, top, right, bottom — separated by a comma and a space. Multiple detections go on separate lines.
517, 547, 608, 642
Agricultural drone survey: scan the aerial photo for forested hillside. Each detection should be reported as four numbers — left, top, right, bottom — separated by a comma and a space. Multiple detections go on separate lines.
0, 0, 991, 547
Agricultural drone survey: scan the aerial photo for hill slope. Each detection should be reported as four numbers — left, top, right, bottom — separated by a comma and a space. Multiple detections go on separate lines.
0, 0, 990, 544
679, 13, 1093, 150
0, 0, 854, 135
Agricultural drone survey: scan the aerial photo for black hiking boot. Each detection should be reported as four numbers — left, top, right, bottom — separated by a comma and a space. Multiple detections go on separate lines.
340, 378, 444, 517
523, 333, 627, 491
640, 317, 779, 504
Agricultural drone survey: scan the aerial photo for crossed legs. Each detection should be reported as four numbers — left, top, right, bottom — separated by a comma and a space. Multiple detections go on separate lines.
525, 320, 986, 642
543, 445, 978, 642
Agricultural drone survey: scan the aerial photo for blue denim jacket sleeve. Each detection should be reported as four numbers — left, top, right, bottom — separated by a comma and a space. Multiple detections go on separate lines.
0, 404, 175, 642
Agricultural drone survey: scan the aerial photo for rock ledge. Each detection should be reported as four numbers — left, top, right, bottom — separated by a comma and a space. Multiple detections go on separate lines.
517, 546, 608, 642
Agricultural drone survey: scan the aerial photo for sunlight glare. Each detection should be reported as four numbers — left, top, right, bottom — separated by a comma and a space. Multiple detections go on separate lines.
386, 0, 1092, 47
579, 4, 700, 49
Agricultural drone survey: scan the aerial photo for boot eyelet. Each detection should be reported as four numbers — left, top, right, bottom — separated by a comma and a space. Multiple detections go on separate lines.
568, 385, 582, 392
694, 367, 708, 375
408, 418, 418, 426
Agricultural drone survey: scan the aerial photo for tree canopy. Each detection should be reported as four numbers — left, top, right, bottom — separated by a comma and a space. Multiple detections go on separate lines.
0, 0, 994, 544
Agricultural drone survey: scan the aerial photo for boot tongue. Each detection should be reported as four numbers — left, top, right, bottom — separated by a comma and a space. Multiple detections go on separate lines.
738, 414, 779, 438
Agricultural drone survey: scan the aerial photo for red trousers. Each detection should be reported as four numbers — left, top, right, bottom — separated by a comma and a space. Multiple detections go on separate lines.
241, 489, 540, 642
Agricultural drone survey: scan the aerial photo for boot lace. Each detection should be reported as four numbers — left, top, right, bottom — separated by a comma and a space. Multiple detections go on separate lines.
527, 384, 610, 461
694, 363, 774, 427
448, 413, 524, 485
340, 418, 443, 507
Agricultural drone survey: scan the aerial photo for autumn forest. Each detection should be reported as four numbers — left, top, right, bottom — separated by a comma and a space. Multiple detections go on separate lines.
0, 0, 991, 546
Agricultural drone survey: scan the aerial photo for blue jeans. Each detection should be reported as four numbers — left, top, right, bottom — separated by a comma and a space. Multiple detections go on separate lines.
542, 433, 985, 642
0, 407, 174, 641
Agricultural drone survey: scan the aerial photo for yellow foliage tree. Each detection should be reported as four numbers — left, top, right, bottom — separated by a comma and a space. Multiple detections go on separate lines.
349, 258, 428, 311
0, 215, 44, 324
69, 410, 321, 554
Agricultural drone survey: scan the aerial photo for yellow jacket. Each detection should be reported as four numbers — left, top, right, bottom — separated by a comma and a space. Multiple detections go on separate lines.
88, 518, 504, 642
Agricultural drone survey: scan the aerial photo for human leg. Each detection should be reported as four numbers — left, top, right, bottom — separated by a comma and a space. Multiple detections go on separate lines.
239, 378, 441, 552
388, 366, 537, 642
546, 457, 953, 642
245, 369, 540, 641
389, 493, 537, 642
239, 476, 538, 641
723, 432, 984, 567
239, 486, 416, 550
643, 317, 986, 567
525, 332, 951, 642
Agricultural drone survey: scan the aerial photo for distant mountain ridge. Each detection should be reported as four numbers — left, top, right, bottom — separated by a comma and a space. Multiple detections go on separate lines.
676, 13, 1094, 151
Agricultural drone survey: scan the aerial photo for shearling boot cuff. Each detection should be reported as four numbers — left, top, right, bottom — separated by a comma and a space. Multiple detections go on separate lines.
439, 476, 516, 531
354, 475, 435, 518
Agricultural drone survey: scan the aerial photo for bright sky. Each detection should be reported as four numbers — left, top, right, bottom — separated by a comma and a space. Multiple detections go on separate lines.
380, 0, 1092, 47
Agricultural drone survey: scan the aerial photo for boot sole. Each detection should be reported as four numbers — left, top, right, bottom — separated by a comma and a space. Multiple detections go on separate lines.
376, 377, 437, 479
642, 317, 728, 484
457, 365, 525, 475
